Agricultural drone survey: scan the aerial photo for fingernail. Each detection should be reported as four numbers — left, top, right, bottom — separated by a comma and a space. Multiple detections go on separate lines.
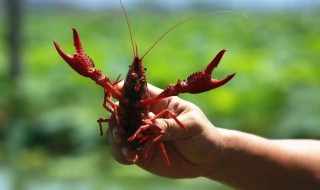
112, 127, 122, 144
121, 147, 138, 163
148, 112, 155, 117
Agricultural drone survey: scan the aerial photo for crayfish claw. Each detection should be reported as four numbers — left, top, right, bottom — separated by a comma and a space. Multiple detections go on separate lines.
186, 49, 235, 94
53, 41, 74, 65
140, 50, 235, 105
210, 72, 236, 88
204, 49, 226, 75
72, 27, 84, 53
54, 28, 95, 78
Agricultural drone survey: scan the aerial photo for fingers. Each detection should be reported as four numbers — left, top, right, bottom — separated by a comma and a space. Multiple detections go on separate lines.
149, 112, 193, 141
146, 83, 164, 97
106, 122, 138, 165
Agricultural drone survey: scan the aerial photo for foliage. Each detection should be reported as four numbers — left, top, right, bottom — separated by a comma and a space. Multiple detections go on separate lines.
0, 8, 319, 190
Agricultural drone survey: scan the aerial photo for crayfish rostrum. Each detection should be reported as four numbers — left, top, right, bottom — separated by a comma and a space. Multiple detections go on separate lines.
53, 1, 235, 166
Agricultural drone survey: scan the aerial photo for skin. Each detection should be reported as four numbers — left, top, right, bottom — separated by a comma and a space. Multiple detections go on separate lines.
106, 83, 320, 190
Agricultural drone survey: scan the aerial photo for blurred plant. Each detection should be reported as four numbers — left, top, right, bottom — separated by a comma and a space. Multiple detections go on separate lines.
0, 6, 319, 190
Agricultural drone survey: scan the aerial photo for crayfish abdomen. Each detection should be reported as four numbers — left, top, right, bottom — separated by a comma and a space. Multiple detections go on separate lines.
118, 103, 146, 149
119, 57, 152, 149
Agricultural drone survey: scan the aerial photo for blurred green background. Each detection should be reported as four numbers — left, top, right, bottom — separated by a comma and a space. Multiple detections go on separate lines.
0, 0, 319, 189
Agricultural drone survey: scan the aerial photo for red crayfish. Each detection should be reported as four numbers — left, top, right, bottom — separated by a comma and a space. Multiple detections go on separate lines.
53, 1, 235, 166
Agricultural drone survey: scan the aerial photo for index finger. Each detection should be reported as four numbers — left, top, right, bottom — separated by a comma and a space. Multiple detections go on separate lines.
146, 83, 164, 97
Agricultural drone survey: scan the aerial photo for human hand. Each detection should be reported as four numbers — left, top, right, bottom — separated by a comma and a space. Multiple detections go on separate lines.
106, 83, 225, 178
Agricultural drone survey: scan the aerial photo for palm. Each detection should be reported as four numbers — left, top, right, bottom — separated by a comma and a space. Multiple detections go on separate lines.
108, 83, 221, 178
136, 95, 219, 178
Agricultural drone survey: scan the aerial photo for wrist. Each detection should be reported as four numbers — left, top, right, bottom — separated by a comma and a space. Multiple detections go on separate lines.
203, 128, 276, 189
203, 128, 267, 179
200, 127, 234, 179
202, 128, 232, 179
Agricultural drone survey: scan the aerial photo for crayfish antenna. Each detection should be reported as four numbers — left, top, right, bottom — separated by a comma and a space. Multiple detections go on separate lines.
135, 42, 139, 58
140, 17, 194, 60
119, 0, 136, 57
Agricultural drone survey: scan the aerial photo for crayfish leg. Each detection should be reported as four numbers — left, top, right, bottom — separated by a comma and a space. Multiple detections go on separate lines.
151, 109, 188, 131
158, 142, 170, 166
102, 90, 120, 123
127, 121, 171, 166
140, 133, 170, 167
147, 138, 171, 167
97, 118, 110, 137
127, 123, 163, 142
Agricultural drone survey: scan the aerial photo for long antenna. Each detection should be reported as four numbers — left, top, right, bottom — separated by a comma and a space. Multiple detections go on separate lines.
140, 16, 194, 60
141, 11, 248, 60
119, 0, 136, 57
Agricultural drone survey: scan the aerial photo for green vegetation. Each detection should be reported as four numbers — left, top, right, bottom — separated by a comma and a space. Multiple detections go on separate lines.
0, 8, 319, 190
